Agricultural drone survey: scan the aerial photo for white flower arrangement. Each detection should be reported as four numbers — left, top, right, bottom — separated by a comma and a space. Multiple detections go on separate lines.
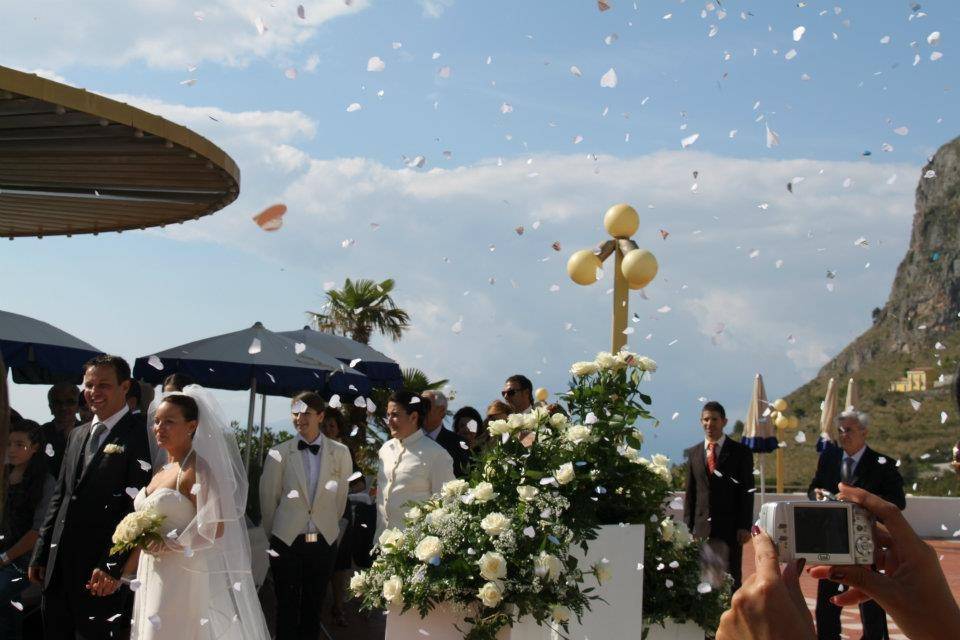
110, 507, 165, 555
103, 443, 125, 454
569, 350, 657, 377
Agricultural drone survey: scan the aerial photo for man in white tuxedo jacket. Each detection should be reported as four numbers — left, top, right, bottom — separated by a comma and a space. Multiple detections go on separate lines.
377, 390, 455, 539
260, 392, 352, 640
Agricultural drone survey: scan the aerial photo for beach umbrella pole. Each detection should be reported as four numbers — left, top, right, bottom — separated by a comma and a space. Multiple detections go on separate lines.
759, 454, 766, 500
244, 376, 257, 470
258, 393, 267, 464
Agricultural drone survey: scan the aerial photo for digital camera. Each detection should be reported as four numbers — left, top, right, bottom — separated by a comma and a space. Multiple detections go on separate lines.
757, 501, 875, 565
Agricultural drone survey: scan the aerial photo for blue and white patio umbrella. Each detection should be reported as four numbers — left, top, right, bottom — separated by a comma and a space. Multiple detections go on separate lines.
742, 373, 778, 500
0, 309, 103, 384
133, 322, 370, 468
816, 377, 839, 453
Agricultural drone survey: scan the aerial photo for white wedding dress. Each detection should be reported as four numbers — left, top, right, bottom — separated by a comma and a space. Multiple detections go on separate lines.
131, 484, 210, 640
132, 386, 270, 640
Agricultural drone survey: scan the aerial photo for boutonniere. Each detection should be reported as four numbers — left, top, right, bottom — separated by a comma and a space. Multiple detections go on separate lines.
103, 443, 125, 455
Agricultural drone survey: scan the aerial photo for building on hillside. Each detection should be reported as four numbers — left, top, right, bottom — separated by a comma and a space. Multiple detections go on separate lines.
889, 367, 937, 392
933, 373, 957, 389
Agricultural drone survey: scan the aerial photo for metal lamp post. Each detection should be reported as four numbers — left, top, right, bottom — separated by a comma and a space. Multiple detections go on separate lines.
566, 204, 659, 352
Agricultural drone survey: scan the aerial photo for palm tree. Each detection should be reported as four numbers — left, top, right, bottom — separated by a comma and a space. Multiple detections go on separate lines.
401, 368, 449, 394
307, 278, 410, 345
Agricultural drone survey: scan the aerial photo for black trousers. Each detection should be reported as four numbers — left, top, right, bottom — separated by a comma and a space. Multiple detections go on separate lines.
41, 559, 130, 640
816, 578, 889, 640
269, 534, 337, 640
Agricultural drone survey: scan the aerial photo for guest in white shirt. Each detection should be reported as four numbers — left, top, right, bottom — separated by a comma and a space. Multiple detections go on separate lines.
377, 391, 455, 537
259, 391, 352, 640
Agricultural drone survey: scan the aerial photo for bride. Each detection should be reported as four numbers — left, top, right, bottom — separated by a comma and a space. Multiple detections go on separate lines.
125, 386, 269, 639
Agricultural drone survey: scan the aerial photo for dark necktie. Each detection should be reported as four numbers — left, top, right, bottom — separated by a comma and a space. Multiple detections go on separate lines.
86, 422, 106, 467
841, 456, 855, 484
298, 440, 320, 455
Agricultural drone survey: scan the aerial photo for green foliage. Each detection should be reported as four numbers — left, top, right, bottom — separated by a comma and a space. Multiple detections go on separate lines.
307, 278, 411, 345
232, 420, 293, 523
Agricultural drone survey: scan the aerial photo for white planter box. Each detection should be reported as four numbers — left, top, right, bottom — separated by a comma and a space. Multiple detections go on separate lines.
386, 524, 645, 639
644, 619, 704, 640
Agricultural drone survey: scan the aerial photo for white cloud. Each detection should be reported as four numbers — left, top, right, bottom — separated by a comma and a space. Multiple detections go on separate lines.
419, 0, 455, 18
2, 0, 368, 70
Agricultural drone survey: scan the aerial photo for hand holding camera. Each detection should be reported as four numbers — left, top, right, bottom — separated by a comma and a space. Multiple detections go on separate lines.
806, 483, 960, 640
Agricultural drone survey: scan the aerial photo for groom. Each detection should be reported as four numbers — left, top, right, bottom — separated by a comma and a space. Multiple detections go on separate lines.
29, 355, 152, 639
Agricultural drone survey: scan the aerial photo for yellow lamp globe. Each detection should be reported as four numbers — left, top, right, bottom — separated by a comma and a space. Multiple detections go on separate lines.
567, 249, 602, 285
621, 249, 658, 289
788, 415, 800, 430
774, 413, 790, 429
603, 203, 639, 238
535, 387, 549, 403
772, 398, 788, 412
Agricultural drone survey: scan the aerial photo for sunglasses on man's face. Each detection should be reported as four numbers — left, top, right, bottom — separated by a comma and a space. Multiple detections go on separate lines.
501, 388, 520, 399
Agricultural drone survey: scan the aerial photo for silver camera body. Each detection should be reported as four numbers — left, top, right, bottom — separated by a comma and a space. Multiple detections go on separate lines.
757, 501, 874, 565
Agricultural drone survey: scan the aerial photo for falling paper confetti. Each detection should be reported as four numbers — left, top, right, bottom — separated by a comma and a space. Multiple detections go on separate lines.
367, 57, 385, 72
147, 355, 163, 370
252, 204, 287, 231
600, 68, 618, 88
681, 133, 700, 148
346, 103, 362, 113
248, 338, 262, 355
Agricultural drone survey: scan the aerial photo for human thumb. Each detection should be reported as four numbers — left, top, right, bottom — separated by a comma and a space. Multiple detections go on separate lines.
824, 565, 897, 610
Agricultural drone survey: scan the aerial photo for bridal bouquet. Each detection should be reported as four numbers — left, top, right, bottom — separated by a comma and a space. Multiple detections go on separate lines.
110, 508, 166, 555
353, 351, 731, 639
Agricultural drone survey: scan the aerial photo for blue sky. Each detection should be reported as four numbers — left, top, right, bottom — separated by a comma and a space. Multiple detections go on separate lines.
2, 1, 957, 462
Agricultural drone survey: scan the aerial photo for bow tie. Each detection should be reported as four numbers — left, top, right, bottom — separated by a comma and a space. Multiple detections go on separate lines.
298, 440, 320, 455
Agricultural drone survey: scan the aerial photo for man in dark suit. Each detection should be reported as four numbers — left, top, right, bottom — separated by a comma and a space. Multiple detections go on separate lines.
29, 355, 152, 639
422, 391, 470, 477
684, 401, 755, 590
807, 409, 905, 640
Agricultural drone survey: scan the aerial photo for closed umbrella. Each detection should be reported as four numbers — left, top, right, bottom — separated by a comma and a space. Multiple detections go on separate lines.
279, 327, 403, 389
132, 322, 370, 468
0, 309, 103, 384
742, 373, 778, 499
845, 377, 859, 411
816, 377, 839, 453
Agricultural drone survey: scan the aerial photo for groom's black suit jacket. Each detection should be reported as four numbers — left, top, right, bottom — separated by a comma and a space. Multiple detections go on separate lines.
31, 409, 152, 589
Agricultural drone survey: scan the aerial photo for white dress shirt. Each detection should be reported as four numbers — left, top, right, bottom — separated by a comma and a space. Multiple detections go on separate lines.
424, 424, 443, 441
704, 434, 727, 460
93, 404, 130, 441
377, 429, 455, 537
298, 433, 324, 534
841, 444, 867, 477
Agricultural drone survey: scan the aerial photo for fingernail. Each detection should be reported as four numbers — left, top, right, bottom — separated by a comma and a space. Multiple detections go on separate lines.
751, 525, 761, 537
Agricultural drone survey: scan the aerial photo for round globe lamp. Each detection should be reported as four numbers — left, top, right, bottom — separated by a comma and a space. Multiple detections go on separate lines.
535, 388, 549, 403
567, 249, 602, 285
772, 398, 788, 412
774, 413, 790, 429
603, 203, 639, 238
621, 249, 658, 289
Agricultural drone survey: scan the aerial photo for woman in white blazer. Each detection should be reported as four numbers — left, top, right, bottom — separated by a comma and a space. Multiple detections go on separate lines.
377, 390, 455, 538
259, 392, 352, 640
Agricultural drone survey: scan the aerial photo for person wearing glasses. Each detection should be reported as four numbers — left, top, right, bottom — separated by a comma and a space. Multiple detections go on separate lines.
807, 410, 905, 640
40, 383, 80, 478
501, 374, 534, 414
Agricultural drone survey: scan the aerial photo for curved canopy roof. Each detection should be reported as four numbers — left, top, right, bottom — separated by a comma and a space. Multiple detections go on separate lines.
0, 65, 240, 239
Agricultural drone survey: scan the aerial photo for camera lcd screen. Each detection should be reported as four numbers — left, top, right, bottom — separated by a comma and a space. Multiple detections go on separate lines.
794, 506, 850, 554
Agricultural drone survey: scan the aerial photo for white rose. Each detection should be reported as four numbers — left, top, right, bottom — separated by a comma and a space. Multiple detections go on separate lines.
673, 521, 693, 547
659, 518, 677, 542
570, 361, 599, 377
472, 482, 497, 503
614, 351, 637, 367
621, 446, 639, 462
382, 575, 403, 603
565, 425, 592, 445
507, 413, 526, 431
441, 479, 470, 500
534, 552, 563, 582
549, 412, 569, 427
349, 571, 366, 594
414, 536, 442, 563
426, 507, 452, 528
652, 453, 671, 468
522, 411, 541, 430
405, 506, 423, 521
636, 356, 658, 372
480, 512, 511, 536
555, 462, 575, 485
378, 528, 404, 550
551, 606, 570, 623
477, 580, 504, 608
595, 563, 612, 584
487, 419, 511, 437
478, 551, 507, 581
516, 485, 539, 502
594, 352, 616, 370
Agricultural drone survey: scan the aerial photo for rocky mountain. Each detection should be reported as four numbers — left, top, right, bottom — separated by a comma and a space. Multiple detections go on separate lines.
777, 136, 960, 492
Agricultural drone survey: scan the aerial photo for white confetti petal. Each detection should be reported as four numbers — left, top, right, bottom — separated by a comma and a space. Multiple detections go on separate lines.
681, 133, 700, 148
367, 56, 385, 72
248, 338, 262, 355
600, 68, 618, 88
793, 26, 806, 42
147, 355, 163, 370
346, 103, 362, 113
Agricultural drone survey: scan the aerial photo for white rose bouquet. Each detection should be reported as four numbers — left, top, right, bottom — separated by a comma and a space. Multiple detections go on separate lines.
110, 508, 166, 555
